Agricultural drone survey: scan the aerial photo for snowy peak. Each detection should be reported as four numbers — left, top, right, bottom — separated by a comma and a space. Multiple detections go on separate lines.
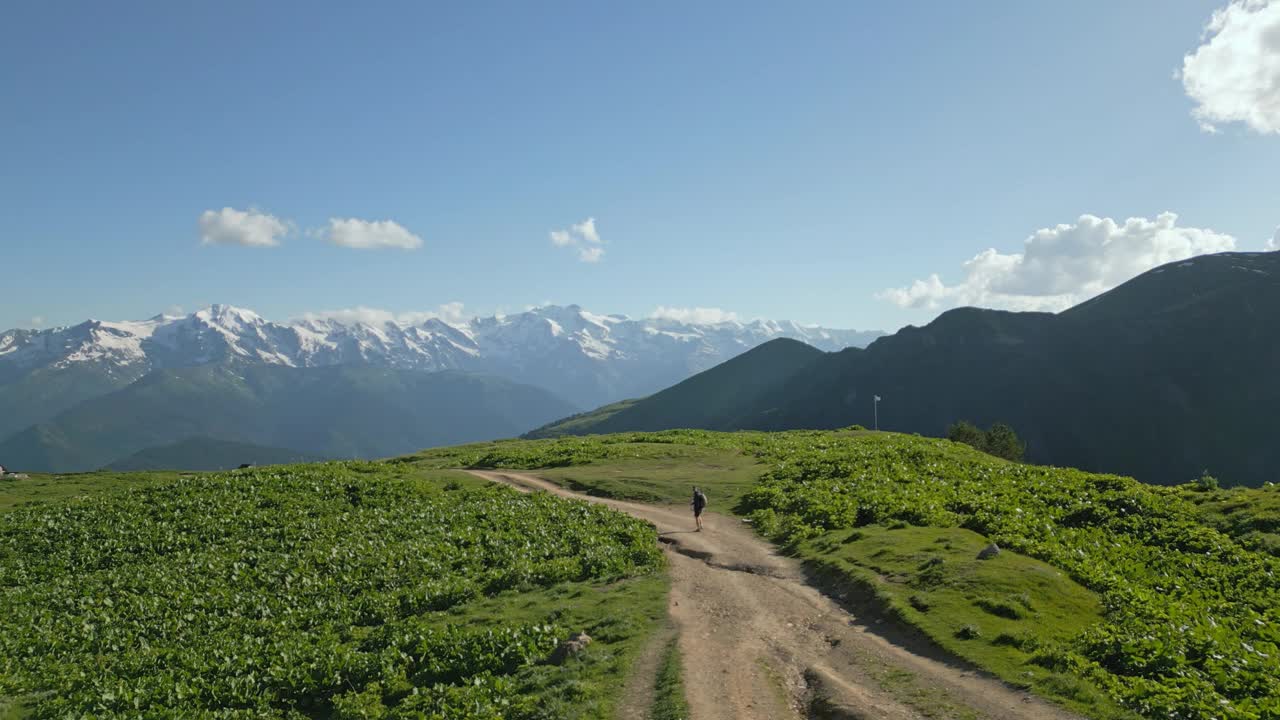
1, 304, 883, 409
194, 304, 264, 330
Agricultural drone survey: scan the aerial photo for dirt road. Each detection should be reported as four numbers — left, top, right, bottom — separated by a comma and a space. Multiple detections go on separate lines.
468, 470, 1081, 720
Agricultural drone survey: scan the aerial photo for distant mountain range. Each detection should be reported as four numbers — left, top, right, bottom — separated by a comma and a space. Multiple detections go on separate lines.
0, 365, 576, 473
531, 251, 1280, 487
0, 305, 879, 471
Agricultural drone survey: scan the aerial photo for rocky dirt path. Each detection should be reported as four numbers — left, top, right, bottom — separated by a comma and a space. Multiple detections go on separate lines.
468, 470, 1082, 720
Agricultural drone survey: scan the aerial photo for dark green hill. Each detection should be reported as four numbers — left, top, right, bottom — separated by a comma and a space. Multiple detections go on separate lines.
523, 399, 641, 439
526, 338, 824, 438
0, 365, 576, 473
103, 437, 323, 471
753, 252, 1280, 485
0, 363, 143, 440
532, 252, 1280, 486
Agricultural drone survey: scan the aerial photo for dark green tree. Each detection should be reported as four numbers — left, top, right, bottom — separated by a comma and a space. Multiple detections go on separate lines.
947, 421, 986, 450
1193, 470, 1219, 491
983, 423, 1026, 462
947, 421, 1025, 462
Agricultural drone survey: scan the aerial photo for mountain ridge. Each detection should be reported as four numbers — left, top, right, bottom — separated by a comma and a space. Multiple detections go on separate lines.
525, 338, 825, 438
0, 365, 577, 473
0, 304, 882, 425
530, 251, 1280, 486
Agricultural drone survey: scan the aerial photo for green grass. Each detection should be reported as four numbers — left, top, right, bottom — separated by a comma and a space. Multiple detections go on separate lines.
1, 576, 669, 720
12, 428, 1280, 719
871, 667, 981, 720
412, 428, 1280, 719
798, 525, 1129, 719
1177, 482, 1280, 557
430, 574, 671, 719
0, 470, 180, 514
650, 638, 689, 720
0, 462, 668, 719
0, 463, 476, 516
536, 447, 764, 512
411, 438, 767, 512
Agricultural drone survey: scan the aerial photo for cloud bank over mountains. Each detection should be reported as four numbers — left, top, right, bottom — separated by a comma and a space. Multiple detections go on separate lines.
299, 302, 469, 327
880, 213, 1238, 312
650, 306, 741, 324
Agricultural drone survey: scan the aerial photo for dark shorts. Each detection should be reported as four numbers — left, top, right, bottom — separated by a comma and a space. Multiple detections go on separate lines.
693, 506, 705, 517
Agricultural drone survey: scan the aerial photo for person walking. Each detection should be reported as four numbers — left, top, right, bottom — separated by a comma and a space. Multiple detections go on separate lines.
691, 486, 708, 532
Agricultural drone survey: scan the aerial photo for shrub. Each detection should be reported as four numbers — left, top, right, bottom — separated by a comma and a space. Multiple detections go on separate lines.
1193, 470, 1219, 491
947, 421, 1025, 462
983, 423, 1024, 462
946, 421, 986, 449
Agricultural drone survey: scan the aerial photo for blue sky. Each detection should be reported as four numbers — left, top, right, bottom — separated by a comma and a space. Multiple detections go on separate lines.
3, 1, 1278, 332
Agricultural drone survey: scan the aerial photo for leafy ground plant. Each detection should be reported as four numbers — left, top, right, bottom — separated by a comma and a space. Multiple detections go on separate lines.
0, 464, 664, 718
739, 433, 1280, 720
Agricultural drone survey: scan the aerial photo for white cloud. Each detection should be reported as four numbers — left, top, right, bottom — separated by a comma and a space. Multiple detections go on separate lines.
879, 212, 1238, 312
323, 218, 423, 250
198, 207, 289, 247
302, 307, 397, 325
1267, 227, 1280, 251
165, 305, 185, 318
650, 306, 740, 324
549, 217, 605, 262
1181, 0, 1280, 134
572, 217, 601, 244
30, 316, 45, 327
413, 301, 468, 325
299, 302, 469, 327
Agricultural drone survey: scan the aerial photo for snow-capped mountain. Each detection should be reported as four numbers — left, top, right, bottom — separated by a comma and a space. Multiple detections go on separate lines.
0, 304, 882, 425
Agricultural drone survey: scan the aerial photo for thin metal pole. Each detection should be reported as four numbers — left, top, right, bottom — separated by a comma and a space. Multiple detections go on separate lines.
874, 397, 879, 431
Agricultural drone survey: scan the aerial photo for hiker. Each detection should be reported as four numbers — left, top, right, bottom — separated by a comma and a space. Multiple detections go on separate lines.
691, 486, 708, 531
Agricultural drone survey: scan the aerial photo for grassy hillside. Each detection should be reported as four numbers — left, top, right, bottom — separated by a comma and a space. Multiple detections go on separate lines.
753, 253, 1280, 487
0, 470, 178, 514
103, 437, 323, 471
523, 399, 639, 439
526, 252, 1280, 487
413, 429, 1280, 719
10, 428, 1277, 718
1179, 481, 1280, 557
480, 439, 765, 508
0, 365, 577, 473
0, 463, 667, 719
